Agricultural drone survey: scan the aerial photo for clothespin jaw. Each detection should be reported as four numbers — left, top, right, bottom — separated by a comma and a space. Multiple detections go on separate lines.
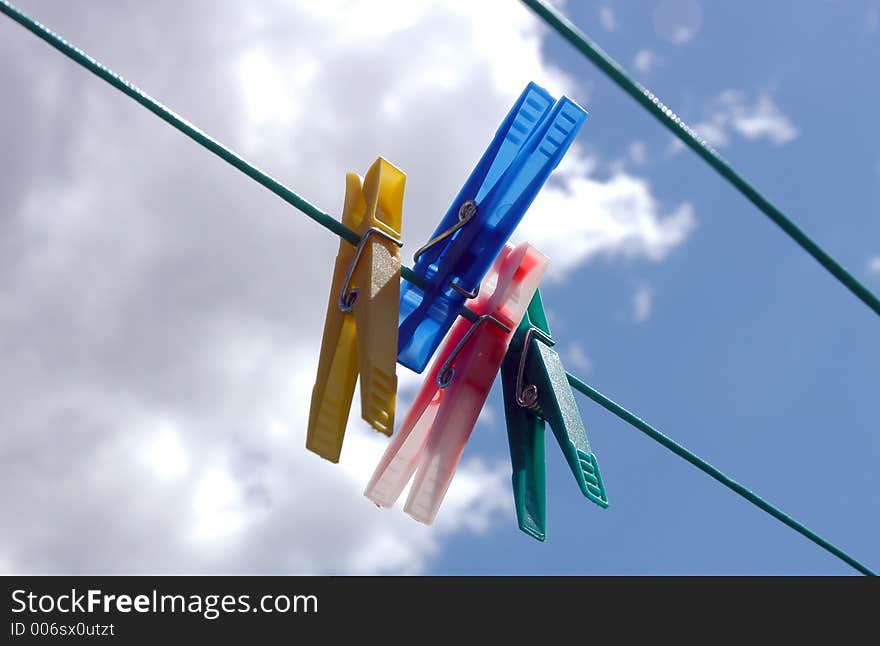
397, 82, 587, 373
306, 158, 405, 463
501, 290, 608, 541
365, 242, 549, 524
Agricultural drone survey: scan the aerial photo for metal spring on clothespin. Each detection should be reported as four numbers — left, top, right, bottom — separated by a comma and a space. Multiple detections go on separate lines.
436, 313, 511, 388
338, 226, 403, 312
515, 327, 555, 414
412, 200, 477, 263
414, 200, 480, 300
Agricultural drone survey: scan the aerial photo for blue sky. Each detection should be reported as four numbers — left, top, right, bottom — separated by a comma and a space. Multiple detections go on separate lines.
435, 0, 880, 574
0, 0, 876, 575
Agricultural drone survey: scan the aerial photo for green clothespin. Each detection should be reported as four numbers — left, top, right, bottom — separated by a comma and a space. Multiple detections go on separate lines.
501, 290, 608, 541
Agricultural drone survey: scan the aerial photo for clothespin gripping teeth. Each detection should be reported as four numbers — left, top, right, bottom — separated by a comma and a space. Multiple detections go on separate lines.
306, 158, 405, 463
501, 290, 608, 541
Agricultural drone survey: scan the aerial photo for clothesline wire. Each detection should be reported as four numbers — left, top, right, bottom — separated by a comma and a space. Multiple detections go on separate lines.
521, 0, 880, 318
0, 0, 873, 576
568, 376, 874, 576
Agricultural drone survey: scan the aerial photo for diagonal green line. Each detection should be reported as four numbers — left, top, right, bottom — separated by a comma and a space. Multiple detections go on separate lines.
521, 0, 880, 318
0, 0, 434, 286
566, 372, 876, 577
0, 0, 873, 575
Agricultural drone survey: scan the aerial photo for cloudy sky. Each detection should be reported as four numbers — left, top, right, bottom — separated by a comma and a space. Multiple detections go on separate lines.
1, 0, 877, 574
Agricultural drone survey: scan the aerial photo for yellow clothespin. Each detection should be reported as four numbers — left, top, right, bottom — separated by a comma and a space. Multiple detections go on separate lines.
306, 157, 405, 462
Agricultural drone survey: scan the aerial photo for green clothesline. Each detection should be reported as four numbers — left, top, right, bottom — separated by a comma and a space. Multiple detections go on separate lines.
521, 0, 880, 318
0, 0, 873, 576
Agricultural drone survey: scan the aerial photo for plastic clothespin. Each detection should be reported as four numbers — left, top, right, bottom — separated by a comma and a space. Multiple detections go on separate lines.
306, 158, 406, 463
365, 241, 548, 524
500, 289, 608, 541
396, 81, 587, 373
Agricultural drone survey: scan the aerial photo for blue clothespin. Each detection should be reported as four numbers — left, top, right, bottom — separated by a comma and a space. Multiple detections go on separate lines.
397, 82, 587, 372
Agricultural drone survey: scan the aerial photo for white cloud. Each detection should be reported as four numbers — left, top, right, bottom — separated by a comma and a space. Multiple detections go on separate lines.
727, 93, 799, 144
515, 156, 696, 279
654, 0, 702, 45
673, 90, 798, 153
599, 6, 617, 31
868, 257, 880, 274
139, 421, 191, 483
565, 342, 593, 373
0, 0, 692, 574
633, 284, 653, 323
629, 140, 647, 165
633, 49, 657, 74
671, 26, 697, 44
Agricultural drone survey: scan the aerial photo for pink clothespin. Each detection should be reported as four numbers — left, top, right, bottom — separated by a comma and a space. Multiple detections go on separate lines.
364, 241, 549, 524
